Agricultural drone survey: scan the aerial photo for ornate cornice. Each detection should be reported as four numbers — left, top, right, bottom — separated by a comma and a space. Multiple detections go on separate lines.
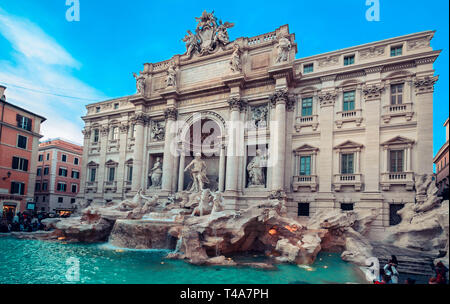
227, 96, 247, 112
318, 91, 337, 107
363, 84, 385, 100
119, 123, 129, 133
414, 75, 439, 94
164, 107, 178, 120
131, 113, 149, 125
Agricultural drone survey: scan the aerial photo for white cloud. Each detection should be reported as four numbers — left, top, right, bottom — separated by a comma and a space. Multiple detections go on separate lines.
0, 8, 108, 145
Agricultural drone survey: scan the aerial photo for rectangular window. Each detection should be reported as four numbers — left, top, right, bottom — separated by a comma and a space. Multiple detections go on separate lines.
340, 203, 354, 211
344, 55, 355, 66
61, 154, 67, 162
38, 154, 43, 162
10, 182, 25, 195
297, 203, 310, 216
46, 153, 50, 160
108, 167, 115, 182
57, 183, 67, 192
16, 114, 32, 131
89, 168, 96, 182
390, 45, 403, 57
111, 127, 119, 140
301, 97, 313, 116
93, 129, 99, 143
390, 150, 404, 173
95, 107, 100, 113
131, 125, 136, 138
58, 197, 64, 203
299, 156, 311, 176
42, 182, 48, 191
36, 167, 42, 176
114, 103, 119, 109
341, 153, 354, 174
74, 157, 79, 165
42, 196, 46, 202
71, 184, 77, 193
303, 63, 313, 74
58, 168, 68, 177
17, 135, 27, 149
12, 157, 28, 171
44, 167, 49, 175
35, 183, 41, 191
71, 170, 80, 179
71, 198, 76, 204
390, 83, 404, 105
343, 91, 355, 111
127, 166, 133, 182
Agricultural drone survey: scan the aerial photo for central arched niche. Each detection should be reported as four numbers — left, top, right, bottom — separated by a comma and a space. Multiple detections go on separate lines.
179, 115, 223, 191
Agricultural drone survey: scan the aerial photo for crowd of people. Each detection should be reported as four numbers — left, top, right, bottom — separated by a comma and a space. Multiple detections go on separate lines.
373, 255, 448, 284
0, 210, 49, 233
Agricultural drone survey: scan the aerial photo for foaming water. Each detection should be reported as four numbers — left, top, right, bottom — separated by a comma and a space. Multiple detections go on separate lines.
0, 237, 367, 284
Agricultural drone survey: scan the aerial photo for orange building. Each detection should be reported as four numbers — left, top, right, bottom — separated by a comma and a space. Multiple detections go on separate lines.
434, 118, 449, 200
35, 138, 83, 215
0, 86, 46, 216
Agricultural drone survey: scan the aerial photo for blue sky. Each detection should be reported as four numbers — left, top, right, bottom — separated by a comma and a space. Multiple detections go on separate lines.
0, 0, 448, 154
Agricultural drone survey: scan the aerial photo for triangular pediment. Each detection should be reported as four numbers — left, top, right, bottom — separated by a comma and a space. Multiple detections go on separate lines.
87, 161, 98, 167
293, 144, 318, 152
105, 159, 118, 166
334, 140, 363, 149
381, 136, 415, 146
125, 158, 133, 164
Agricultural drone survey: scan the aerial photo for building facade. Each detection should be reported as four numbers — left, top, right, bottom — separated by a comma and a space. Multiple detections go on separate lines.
35, 138, 83, 215
0, 86, 46, 215
434, 118, 449, 200
79, 13, 440, 234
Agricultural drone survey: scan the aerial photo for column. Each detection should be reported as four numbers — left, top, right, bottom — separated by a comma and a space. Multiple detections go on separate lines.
269, 89, 287, 191
225, 98, 242, 192
311, 153, 316, 175
177, 151, 186, 192
161, 108, 177, 192
97, 125, 109, 195
414, 76, 437, 175
78, 127, 91, 197
384, 146, 389, 173
406, 144, 412, 172
116, 122, 129, 197
218, 143, 226, 192
355, 148, 360, 173
131, 114, 146, 192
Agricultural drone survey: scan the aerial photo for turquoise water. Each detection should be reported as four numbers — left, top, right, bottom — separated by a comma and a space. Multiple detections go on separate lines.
0, 237, 367, 284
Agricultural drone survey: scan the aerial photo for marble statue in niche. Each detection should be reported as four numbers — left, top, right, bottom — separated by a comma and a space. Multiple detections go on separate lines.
184, 153, 209, 192
247, 149, 266, 187
148, 157, 163, 188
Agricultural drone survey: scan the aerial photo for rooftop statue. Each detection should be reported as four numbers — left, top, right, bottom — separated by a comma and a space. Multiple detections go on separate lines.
181, 11, 234, 58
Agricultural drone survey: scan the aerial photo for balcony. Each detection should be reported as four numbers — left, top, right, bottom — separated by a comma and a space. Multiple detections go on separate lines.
86, 181, 98, 193
380, 172, 414, 191
104, 181, 117, 193
335, 109, 362, 128
294, 115, 318, 132
333, 173, 363, 191
123, 181, 132, 193
382, 103, 413, 123
293, 175, 317, 192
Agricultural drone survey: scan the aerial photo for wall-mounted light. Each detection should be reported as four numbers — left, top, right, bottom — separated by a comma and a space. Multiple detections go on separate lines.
2, 171, 11, 181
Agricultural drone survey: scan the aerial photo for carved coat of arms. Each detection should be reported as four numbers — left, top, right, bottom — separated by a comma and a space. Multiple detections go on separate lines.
182, 11, 234, 58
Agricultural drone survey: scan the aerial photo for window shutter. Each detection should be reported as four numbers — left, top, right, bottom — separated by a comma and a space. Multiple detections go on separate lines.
26, 117, 32, 131
16, 114, 21, 126
23, 159, 28, 172
20, 183, 25, 195
12, 157, 19, 169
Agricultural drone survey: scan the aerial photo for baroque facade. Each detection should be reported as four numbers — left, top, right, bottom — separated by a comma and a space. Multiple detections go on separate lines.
79, 12, 440, 234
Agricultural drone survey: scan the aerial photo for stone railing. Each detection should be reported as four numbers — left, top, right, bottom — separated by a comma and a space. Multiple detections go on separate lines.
380, 172, 414, 191
382, 102, 413, 123
333, 173, 363, 191
86, 181, 98, 193
104, 181, 117, 192
123, 181, 132, 193
247, 32, 277, 46
335, 109, 362, 128
294, 115, 318, 132
292, 175, 317, 192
